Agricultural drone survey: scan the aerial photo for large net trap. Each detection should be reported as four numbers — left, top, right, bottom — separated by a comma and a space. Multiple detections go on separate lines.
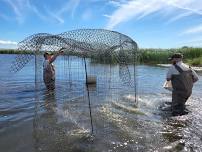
9, 29, 139, 151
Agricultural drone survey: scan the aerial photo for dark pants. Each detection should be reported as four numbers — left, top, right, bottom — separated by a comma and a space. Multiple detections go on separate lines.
44, 78, 55, 91
171, 92, 188, 116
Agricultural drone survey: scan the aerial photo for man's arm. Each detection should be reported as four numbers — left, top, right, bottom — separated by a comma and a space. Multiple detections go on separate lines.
49, 48, 65, 63
191, 69, 199, 83
166, 67, 173, 81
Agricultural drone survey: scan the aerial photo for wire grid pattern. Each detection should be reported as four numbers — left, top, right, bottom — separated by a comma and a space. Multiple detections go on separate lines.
10, 29, 138, 151
10, 29, 137, 84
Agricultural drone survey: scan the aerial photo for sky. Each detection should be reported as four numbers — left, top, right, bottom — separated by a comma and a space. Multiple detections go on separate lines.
0, 0, 202, 49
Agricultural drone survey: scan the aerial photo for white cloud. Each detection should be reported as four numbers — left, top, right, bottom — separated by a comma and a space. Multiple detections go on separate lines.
166, 12, 192, 23
0, 40, 18, 49
167, 0, 202, 15
4, 0, 25, 23
103, 14, 111, 18
3, 0, 42, 23
45, 8, 64, 24
24, 1, 51, 23
70, 0, 80, 18
105, 0, 202, 29
0, 40, 17, 45
3, 0, 80, 24
108, 0, 123, 7
42, 0, 80, 24
106, 0, 166, 29
57, 0, 80, 18
181, 24, 202, 35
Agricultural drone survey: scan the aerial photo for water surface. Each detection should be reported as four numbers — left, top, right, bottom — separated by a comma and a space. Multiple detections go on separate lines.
0, 54, 202, 152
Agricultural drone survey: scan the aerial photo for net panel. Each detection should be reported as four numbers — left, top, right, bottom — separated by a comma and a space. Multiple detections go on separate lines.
10, 29, 138, 151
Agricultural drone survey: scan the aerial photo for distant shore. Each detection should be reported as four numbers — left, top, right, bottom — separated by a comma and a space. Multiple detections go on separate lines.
1, 47, 202, 66
0, 49, 33, 54
157, 64, 202, 72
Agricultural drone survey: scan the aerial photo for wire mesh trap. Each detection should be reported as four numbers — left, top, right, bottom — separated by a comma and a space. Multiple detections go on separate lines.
10, 29, 138, 151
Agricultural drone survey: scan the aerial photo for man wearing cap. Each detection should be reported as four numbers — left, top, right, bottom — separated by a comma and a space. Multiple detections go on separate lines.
166, 53, 199, 116
43, 48, 64, 90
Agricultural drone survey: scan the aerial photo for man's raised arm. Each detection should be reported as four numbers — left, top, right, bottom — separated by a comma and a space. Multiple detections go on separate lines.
49, 48, 65, 63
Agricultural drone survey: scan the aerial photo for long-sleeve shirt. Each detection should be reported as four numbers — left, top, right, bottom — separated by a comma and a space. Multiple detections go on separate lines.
43, 60, 55, 81
166, 61, 199, 82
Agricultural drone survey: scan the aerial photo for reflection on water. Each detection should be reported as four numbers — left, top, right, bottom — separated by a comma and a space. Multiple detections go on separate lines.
33, 88, 94, 152
0, 54, 202, 151
35, 90, 81, 151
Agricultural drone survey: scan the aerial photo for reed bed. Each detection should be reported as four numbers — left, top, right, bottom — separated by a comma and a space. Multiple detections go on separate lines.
138, 48, 202, 66
1, 47, 202, 66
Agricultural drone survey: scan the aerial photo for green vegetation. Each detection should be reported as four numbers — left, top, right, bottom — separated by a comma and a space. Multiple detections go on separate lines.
89, 49, 135, 64
138, 48, 173, 64
90, 51, 118, 64
1, 47, 202, 66
0, 49, 34, 54
187, 57, 202, 66
138, 47, 202, 66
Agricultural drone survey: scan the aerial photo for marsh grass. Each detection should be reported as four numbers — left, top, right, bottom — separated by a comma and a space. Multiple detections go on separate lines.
1, 47, 202, 66
138, 48, 202, 66
187, 57, 202, 66
138, 49, 172, 64
0, 49, 34, 54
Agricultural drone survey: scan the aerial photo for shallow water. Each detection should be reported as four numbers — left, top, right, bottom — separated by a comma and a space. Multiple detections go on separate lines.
0, 54, 202, 152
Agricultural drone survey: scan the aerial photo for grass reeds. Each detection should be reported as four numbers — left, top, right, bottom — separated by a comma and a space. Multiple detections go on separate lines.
138, 47, 202, 66
138, 48, 172, 64
1, 47, 202, 66
0, 49, 34, 54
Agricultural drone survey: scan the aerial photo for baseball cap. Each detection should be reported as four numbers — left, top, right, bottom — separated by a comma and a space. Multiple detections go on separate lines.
168, 53, 183, 61
44, 51, 53, 55
44, 51, 53, 58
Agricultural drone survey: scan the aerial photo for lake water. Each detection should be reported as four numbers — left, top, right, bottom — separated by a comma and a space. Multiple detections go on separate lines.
0, 54, 202, 152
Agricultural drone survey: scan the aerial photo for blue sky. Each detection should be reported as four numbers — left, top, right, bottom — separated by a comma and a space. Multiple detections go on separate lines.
0, 0, 202, 49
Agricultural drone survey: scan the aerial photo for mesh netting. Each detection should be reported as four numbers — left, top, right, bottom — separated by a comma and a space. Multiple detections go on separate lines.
10, 29, 138, 151
10, 29, 137, 84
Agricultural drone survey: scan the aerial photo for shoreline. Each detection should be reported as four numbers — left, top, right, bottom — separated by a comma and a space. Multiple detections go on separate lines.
157, 64, 202, 72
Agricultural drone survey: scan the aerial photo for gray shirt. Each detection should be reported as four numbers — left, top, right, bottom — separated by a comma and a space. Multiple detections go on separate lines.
166, 61, 199, 81
43, 60, 55, 80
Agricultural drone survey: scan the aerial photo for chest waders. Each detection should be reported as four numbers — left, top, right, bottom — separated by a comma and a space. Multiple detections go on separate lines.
43, 64, 55, 90
171, 64, 194, 115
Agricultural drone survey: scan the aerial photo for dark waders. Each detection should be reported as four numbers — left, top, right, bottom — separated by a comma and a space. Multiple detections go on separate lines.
43, 63, 55, 91
171, 65, 193, 116
44, 78, 55, 91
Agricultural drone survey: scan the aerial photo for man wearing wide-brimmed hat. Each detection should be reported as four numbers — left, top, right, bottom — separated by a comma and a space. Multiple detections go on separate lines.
166, 53, 199, 116
43, 48, 65, 90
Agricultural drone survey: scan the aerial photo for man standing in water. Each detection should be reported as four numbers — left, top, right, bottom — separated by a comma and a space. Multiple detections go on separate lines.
166, 53, 199, 116
43, 48, 64, 90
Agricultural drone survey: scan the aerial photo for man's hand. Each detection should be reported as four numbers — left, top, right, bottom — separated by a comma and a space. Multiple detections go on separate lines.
166, 78, 171, 81
58, 47, 65, 54
49, 47, 65, 63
